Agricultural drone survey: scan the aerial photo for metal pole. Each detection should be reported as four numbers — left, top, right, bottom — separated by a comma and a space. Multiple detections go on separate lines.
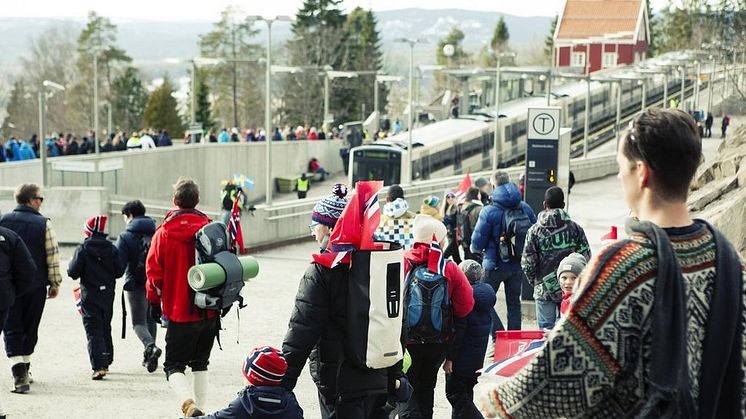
264, 19, 273, 207
231, 24, 238, 129
38, 90, 47, 187
679, 67, 685, 108
583, 74, 590, 158
546, 71, 552, 106
107, 103, 112, 136
373, 78, 379, 131
94, 53, 100, 155
191, 61, 197, 125
407, 42, 414, 184
695, 61, 701, 110
722, 63, 728, 99
492, 56, 501, 171
324, 75, 330, 123
663, 74, 668, 108
708, 61, 716, 113
641, 81, 647, 111
615, 80, 622, 141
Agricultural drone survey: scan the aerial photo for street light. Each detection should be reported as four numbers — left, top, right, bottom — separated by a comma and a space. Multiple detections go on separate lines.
323, 69, 359, 124
395, 37, 428, 184
555, 71, 593, 157
245, 15, 293, 207
39, 80, 65, 187
99, 101, 112, 137
492, 51, 516, 170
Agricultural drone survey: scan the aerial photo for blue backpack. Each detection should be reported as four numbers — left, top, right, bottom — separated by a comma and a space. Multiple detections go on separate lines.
404, 263, 453, 345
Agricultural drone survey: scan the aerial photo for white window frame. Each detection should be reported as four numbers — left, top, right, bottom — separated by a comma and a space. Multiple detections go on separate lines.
571, 52, 586, 68
603, 52, 618, 68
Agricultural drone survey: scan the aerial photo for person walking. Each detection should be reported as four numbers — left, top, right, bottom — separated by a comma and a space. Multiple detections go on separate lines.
521, 186, 590, 330
470, 171, 536, 334
0, 225, 36, 408
146, 178, 214, 417
481, 108, 746, 418
68, 215, 125, 380
705, 112, 713, 138
0, 183, 62, 393
721, 113, 731, 138
441, 191, 462, 264
115, 200, 161, 373
458, 187, 483, 263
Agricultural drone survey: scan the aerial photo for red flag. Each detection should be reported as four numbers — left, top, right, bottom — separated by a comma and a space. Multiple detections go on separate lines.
229, 190, 245, 254
312, 181, 383, 268
454, 171, 472, 203
427, 234, 446, 275
600, 226, 618, 242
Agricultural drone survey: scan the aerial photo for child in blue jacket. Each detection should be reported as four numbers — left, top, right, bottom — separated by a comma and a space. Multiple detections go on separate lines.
187, 346, 303, 419
444, 260, 496, 418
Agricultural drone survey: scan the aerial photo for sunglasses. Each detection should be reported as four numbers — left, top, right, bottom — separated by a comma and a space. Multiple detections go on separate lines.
32, 196, 44, 202
308, 222, 320, 232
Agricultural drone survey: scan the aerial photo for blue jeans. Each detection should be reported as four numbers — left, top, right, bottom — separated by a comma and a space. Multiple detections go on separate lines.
482, 270, 523, 339
535, 299, 560, 330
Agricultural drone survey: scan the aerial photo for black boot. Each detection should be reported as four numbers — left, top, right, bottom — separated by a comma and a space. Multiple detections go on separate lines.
11, 363, 29, 393
25, 363, 33, 384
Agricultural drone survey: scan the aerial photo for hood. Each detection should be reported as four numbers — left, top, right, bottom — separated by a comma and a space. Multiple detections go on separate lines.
472, 282, 497, 313
536, 208, 571, 229
404, 242, 429, 264
383, 198, 410, 218
82, 235, 115, 259
160, 209, 210, 243
126, 216, 156, 235
490, 183, 521, 208
419, 204, 440, 218
240, 386, 297, 416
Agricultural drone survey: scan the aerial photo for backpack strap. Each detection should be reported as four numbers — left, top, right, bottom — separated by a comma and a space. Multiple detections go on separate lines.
120, 292, 127, 340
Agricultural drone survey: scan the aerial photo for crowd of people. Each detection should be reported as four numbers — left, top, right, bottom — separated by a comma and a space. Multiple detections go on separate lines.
0, 108, 743, 419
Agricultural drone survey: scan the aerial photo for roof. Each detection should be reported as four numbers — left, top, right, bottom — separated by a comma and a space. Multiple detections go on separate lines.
380, 118, 489, 149
556, 0, 644, 42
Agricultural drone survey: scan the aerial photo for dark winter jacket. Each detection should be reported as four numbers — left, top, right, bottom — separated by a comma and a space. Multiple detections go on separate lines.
470, 183, 537, 271
522, 208, 591, 302
67, 233, 125, 293
191, 386, 303, 419
157, 133, 172, 147
282, 263, 393, 400
0, 226, 36, 310
448, 282, 496, 379
0, 206, 49, 289
115, 216, 156, 291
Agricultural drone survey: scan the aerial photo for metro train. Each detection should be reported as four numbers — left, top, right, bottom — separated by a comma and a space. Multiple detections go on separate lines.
349, 53, 703, 186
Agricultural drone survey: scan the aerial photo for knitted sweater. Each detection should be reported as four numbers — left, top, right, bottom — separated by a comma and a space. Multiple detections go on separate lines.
486, 221, 746, 418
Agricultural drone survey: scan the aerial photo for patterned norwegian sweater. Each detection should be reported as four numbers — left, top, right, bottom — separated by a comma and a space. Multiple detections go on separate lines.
486, 221, 746, 418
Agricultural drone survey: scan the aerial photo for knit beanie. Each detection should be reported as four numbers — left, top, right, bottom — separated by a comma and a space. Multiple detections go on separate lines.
423, 195, 440, 208
84, 215, 107, 237
474, 177, 488, 188
311, 183, 348, 228
557, 253, 587, 278
459, 259, 484, 284
412, 214, 447, 244
242, 346, 288, 387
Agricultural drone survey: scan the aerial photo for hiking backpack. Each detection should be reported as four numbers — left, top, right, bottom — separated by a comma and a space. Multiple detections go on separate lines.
457, 203, 478, 245
345, 242, 405, 369
192, 222, 246, 313
133, 234, 152, 284
404, 263, 454, 345
498, 206, 532, 264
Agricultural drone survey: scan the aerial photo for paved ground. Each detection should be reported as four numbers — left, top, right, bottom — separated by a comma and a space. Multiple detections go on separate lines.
1, 133, 726, 418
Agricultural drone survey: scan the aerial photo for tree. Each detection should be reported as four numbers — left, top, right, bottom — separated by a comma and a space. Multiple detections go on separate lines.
142, 76, 184, 138
436, 28, 471, 91
1, 80, 37, 139
646, 1, 659, 57
194, 68, 216, 131
491, 17, 510, 53
544, 15, 558, 63
343, 8, 385, 123
111, 67, 148, 133
198, 6, 262, 129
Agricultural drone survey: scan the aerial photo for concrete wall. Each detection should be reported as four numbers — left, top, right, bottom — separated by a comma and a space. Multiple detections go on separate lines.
0, 140, 345, 207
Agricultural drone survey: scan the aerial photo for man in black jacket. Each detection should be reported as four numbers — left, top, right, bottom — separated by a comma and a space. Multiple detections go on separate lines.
0, 183, 62, 393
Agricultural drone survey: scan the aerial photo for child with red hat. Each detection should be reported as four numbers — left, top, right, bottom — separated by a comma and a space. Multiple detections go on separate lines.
186, 346, 303, 418
67, 215, 125, 380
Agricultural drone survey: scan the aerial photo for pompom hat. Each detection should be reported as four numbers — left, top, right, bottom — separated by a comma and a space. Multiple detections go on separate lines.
311, 184, 349, 228
242, 346, 288, 387
84, 215, 108, 237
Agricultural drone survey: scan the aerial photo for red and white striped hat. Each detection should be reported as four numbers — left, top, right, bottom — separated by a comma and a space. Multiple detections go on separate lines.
242, 346, 287, 387
84, 215, 108, 237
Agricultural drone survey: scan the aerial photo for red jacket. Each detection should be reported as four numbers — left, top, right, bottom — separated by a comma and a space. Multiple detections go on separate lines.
403, 243, 475, 319
146, 208, 214, 323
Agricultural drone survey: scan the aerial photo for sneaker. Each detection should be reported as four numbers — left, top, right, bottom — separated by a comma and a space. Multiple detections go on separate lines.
11, 363, 29, 394
145, 345, 162, 373
91, 370, 106, 380
181, 399, 205, 417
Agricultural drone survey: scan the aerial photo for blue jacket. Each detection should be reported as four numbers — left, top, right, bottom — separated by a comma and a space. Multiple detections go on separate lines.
448, 282, 496, 378
115, 216, 156, 291
192, 386, 303, 419
18, 142, 36, 160
470, 183, 536, 271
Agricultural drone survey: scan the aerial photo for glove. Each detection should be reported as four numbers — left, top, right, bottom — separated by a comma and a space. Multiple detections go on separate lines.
150, 304, 162, 324
395, 375, 414, 402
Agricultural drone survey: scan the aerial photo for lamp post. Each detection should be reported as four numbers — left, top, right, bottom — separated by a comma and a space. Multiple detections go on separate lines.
39, 80, 65, 187
395, 38, 428, 184
695, 61, 701, 110
679, 65, 686, 108
492, 51, 516, 170
93, 52, 100, 156
323, 69, 358, 124
246, 16, 293, 207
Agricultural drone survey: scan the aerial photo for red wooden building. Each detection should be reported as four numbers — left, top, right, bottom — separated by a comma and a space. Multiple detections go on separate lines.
554, 0, 650, 74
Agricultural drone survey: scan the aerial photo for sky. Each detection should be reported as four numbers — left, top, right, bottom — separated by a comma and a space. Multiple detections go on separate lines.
0, 0, 670, 21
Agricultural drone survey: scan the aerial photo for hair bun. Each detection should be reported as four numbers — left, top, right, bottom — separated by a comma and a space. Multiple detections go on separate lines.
332, 183, 348, 198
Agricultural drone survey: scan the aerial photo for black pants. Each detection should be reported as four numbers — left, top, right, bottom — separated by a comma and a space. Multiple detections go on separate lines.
445, 374, 482, 419
163, 316, 218, 377
298, 191, 308, 199
400, 343, 447, 419
318, 391, 388, 419
80, 288, 114, 370
443, 236, 462, 264
3, 286, 46, 357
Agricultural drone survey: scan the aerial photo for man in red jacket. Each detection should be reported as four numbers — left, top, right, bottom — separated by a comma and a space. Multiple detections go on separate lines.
146, 177, 213, 417
401, 214, 475, 419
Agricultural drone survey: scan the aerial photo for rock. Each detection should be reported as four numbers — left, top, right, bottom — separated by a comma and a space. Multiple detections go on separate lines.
693, 163, 717, 191
720, 158, 738, 177
738, 156, 746, 187
687, 176, 738, 212
695, 186, 746, 258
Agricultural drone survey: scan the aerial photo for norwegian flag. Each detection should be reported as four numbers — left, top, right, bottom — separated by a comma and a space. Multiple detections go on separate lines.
454, 171, 472, 203
481, 338, 545, 377
229, 189, 245, 254
312, 181, 383, 269
427, 234, 446, 275
600, 226, 618, 246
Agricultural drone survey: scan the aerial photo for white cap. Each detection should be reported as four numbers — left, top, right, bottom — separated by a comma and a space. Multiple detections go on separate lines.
412, 214, 447, 244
